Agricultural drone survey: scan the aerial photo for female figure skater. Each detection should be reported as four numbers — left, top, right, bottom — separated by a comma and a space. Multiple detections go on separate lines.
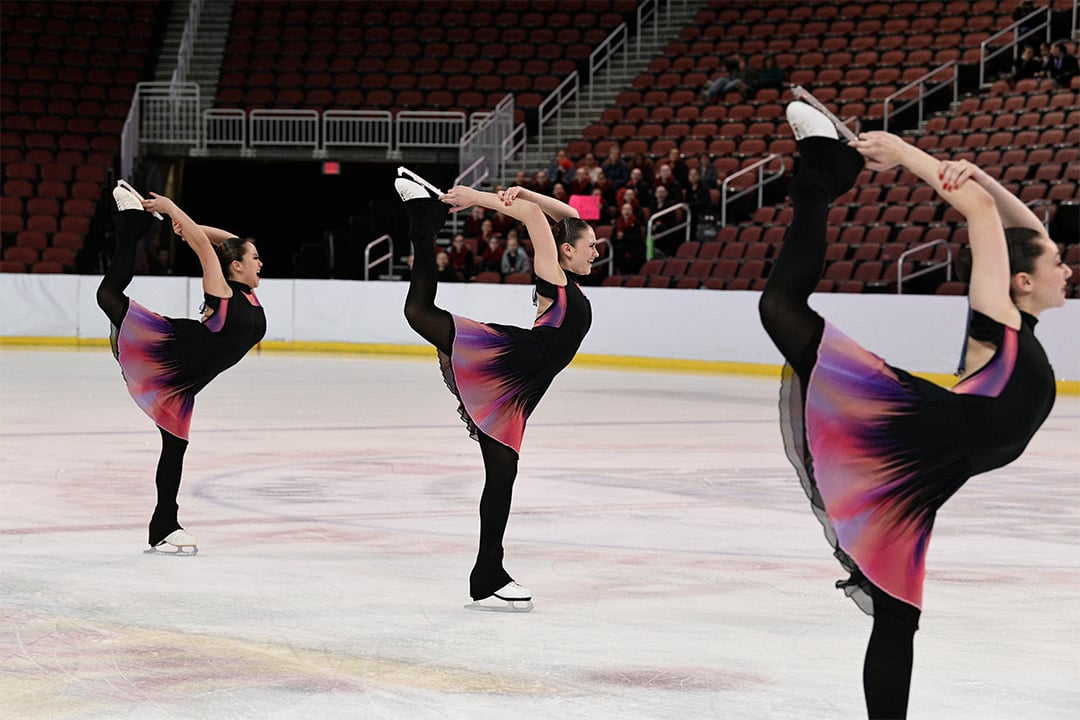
759, 102, 1068, 717
394, 167, 598, 611
98, 181, 266, 555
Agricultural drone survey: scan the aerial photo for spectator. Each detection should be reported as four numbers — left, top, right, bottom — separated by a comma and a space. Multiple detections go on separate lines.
683, 167, 710, 242
500, 234, 532, 276
695, 152, 719, 190
702, 54, 758, 101
1047, 41, 1078, 86
628, 152, 654, 182
614, 201, 646, 274
149, 247, 174, 275
447, 233, 475, 280
654, 163, 683, 202
649, 184, 683, 257
600, 145, 629, 188
552, 182, 570, 204
478, 234, 504, 274
754, 55, 785, 92
623, 166, 653, 205
567, 166, 593, 196
479, 217, 500, 247
1013, 44, 1043, 81
580, 151, 602, 184
435, 250, 462, 282
464, 205, 488, 238
1012, 0, 1040, 45
660, 147, 690, 188
546, 148, 574, 185
531, 169, 554, 196
593, 172, 619, 223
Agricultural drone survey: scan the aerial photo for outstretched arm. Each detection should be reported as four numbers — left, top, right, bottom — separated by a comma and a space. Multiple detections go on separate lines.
441, 185, 565, 284
851, 132, 1019, 329
143, 193, 232, 298
504, 186, 580, 223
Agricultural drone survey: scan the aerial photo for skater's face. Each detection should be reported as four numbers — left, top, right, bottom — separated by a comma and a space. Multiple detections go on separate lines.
1015, 236, 1071, 313
561, 227, 599, 276
229, 242, 262, 288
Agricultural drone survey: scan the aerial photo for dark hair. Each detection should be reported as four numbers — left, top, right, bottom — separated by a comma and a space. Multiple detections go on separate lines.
215, 237, 251, 279
551, 217, 592, 247
955, 227, 1046, 289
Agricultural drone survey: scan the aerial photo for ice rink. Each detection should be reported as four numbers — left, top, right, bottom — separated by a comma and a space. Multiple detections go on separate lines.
1, 347, 1077, 719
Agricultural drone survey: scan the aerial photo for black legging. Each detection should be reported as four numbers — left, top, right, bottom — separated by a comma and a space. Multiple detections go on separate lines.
150, 426, 188, 546
96, 210, 190, 547
96, 209, 154, 327
400, 197, 521, 600
759, 138, 919, 719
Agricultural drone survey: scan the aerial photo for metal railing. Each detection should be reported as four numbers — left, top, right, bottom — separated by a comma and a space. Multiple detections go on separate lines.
897, 239, 952, 294
646, 202, 690, 260
121, 81, 201, 178
249, 109, 319, 151
720, 154, 786, 227
363, 234, 393, 282
449, 157, 490, 237
171, 0, 202, 89
197, 108, 246, 154
588, 24, 629, 104
321, 110, 393, 152
459, 94, 515, 183
882, 62, 958, 133
979, 6, 1052, 88
537, 72, 580, 157
635, 0, 660, 60
594, 237, 614, 278
397, 110, 467, 151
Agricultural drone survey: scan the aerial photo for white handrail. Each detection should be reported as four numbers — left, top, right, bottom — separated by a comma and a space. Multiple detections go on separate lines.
536, 72, 579, 158
647, 202, 690, 260
594, 237, 614, 278
635, 0, 659, 60
897, 239, 952, 294
588, 23, 628, 105
882, 62, 957, 133
363, 234, 393, 281
720, 154, 786, 227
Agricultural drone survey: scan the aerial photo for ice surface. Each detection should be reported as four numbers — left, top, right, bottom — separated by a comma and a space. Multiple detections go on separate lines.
1, 348, 1077, 719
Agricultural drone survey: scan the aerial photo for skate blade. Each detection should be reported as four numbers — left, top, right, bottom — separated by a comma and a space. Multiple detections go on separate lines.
464, 598, 534, 613
790, 85, 858, 142
143, 545, 198, 557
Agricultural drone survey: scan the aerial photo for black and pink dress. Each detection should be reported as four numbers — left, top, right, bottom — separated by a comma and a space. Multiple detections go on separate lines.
438, 276, 592, 454
780, 310, 1055, 613
112, 280, 266, 440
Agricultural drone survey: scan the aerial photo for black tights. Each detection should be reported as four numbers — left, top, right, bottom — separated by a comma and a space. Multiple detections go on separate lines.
399, 197, 518, 599
150, 427, 189, 546
758, 137, 866, 380
402, 198, 453, 354
865, 586, 920, 719
96, 210, 154, 328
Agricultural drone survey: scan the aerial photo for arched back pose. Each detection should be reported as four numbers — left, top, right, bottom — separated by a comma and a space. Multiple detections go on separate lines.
98, 182, 266, 555
759, 103, 1068, 718
395, 167, 598, 612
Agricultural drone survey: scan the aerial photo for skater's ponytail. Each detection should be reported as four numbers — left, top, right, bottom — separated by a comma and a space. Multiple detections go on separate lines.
552, 217, 591, 248
216, 237, 252, 280
955, 226, 1046, 297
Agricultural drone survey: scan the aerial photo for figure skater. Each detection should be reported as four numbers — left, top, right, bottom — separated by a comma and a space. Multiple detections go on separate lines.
394, 167, 598, 611
97, 181, 266, 555
759, 101, 1068, 718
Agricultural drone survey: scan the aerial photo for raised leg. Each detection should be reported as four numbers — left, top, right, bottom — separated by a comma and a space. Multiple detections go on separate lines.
397, 175, 455, 354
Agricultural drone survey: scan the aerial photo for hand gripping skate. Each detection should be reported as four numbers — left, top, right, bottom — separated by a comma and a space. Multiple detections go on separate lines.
115, 179, 164, 220
143, 529, 198, 556
789, 86, 858, 142
394, 166, 444, 202
465, 581, 534, 613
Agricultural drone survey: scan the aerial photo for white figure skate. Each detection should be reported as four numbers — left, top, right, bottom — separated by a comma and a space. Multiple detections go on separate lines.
789, 86, 858, 142
115, 179, 164, 219
465, 581, 534, 613
143, 529, 198, 556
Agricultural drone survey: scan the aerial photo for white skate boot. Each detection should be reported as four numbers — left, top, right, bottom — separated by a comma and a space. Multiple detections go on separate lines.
465, 581, 534, 613
115, 179, 164, 219
397, 166, 444, 196
789, 86, 858, 142
144, 529, 198, 556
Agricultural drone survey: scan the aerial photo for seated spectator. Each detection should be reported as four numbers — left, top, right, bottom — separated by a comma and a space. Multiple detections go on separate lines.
500, 234, 532, 276
659, 147, 690, 188
683, 167, 710, 241
1013, 45, 1043, 81
649, 184, 684, 257
623, 166, 653, 205
628, 152, 654, 182
614, 202, 646, 274
546, 148, 574, 186
478, 218, 500, 247
531, 169, 554, 196
1047, 40, 1078, 86
654, 163, 683, 202
567, 166, 594, 196
478, 234, 504, 274
447, 233, 475, 280
702, 54, 758, 101
600, 145, 629, 188
435, 250, 462, 282
552, 182, 570, 204
754, 55, 785, 92
463, 205, 488, 238
580, 151, 602, 183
